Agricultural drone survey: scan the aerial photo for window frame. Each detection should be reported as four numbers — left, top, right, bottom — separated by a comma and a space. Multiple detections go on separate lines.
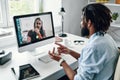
0, 0, 8, 28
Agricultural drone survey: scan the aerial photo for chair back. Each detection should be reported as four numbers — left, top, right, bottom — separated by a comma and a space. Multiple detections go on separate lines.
114, 49, 120, 80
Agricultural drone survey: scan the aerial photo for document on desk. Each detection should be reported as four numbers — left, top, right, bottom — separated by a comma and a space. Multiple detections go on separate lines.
11, 64, 40, 80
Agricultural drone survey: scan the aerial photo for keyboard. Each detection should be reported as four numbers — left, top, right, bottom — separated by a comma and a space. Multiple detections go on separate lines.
38, 54, 53, 63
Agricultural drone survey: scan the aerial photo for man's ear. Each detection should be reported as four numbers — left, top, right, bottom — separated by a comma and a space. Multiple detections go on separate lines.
87, 20, 92, 28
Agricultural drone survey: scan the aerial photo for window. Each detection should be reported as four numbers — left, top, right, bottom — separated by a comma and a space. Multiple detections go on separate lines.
0, 0, 61, 47
0, 0, 41, 28
0, 4, 2, 23
8, 0, 41, 25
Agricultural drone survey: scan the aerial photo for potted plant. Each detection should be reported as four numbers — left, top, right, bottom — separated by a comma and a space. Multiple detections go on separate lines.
112, 12, 119, 22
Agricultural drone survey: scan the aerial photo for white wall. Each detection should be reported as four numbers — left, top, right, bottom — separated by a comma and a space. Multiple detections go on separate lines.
108, 27, 120, 47
63, 0, 120, 47
63, 0, 88, 36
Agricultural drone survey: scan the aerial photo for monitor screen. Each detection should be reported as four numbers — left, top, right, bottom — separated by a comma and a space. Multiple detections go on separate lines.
13, 12, 55, 53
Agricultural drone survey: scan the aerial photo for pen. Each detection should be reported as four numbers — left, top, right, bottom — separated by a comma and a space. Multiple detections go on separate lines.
11, 67, 20, 80
11, 68, 16, 75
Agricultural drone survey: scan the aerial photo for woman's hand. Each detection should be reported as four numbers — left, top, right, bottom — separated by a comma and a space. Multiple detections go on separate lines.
34, 28, 43, 39
34, 28, 40, 34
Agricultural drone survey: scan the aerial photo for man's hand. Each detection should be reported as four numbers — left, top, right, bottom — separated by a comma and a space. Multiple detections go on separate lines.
55, 42, 70, 55
48, 47, 61, 62
55, 42, 80, 59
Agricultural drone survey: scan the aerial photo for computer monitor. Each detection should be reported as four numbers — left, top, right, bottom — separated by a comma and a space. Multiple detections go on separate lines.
13, 12, 55, 53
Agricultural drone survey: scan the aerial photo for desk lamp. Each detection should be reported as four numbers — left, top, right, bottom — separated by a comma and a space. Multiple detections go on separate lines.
58, 0, 67, 37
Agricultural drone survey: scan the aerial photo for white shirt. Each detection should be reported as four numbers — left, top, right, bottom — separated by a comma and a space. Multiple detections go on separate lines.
74, 33, 119, 80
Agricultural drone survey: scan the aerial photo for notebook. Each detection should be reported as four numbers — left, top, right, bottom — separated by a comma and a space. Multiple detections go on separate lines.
11, 64, 40, 80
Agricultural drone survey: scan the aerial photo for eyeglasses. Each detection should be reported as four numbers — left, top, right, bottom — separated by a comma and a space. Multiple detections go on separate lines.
74, 40, 84, 45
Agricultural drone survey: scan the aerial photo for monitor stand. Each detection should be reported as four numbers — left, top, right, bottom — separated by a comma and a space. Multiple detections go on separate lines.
27, 49, 53, 63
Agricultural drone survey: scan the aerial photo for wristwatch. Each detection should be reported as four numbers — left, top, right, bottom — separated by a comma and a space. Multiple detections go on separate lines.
59, 58, 65, 66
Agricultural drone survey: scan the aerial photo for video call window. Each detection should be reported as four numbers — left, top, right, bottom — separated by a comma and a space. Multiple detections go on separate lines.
14, 13, 54, 46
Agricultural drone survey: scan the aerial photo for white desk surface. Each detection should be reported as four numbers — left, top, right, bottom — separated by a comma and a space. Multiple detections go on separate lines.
0, 33, 88, 80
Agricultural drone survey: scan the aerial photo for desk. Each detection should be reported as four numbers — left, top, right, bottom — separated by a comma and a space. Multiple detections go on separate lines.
0, 33, 88, 80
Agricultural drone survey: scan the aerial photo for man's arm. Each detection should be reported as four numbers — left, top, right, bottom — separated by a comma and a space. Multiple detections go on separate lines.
60, 61, 76, 80
49, 48, 77, 80
69, 49, 80, 60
